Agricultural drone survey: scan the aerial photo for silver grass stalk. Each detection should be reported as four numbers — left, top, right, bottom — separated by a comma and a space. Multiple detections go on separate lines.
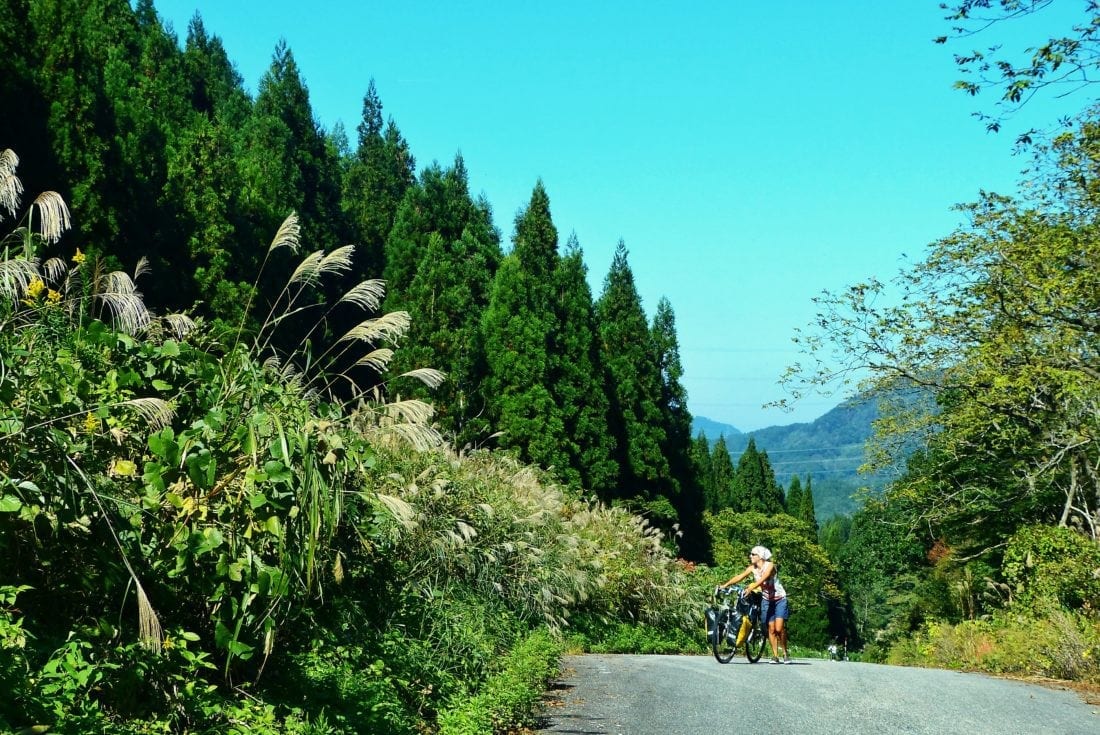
374, 421, 443, 452
42, 256, 67, 285
136, 581, 163, 653
230, 212, 299, 353
455, 520, 477, 542
399, 368, 447, 389
133, 256, 151, 281
121, 397, 175, 431
338, 311, 411, 345
384, 398, 436, 426
97, 271, 151, 335
288, 250, 326, 287
354, 347, 394, 374
256, 249, 332, 345
262, 354, 303, 389
318, 245, 355, 277
269, 212, 300, 253
64, 456, 162, 653
338, 279, 386, 311
162, 313, 196, 340
1, 149, 22, 218
0, 258, 39, 300
376, 493, 419, 530
32, 191, 71, 243
293, 277, 390, 364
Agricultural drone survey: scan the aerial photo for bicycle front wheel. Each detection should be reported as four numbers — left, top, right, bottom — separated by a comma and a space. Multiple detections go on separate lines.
712, 610, 737, 664
744, 616, 768, 663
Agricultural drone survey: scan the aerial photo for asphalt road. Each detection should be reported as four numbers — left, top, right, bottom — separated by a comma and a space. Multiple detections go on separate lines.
536, 654, 1099, 735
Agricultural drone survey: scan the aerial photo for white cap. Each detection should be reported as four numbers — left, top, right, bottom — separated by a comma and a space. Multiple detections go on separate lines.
751, 545, 772, 561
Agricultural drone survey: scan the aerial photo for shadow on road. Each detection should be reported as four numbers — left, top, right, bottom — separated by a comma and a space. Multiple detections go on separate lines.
536, 679, 611, 734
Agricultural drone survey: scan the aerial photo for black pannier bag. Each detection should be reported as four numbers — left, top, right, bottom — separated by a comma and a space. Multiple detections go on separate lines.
725, 610, 743, 645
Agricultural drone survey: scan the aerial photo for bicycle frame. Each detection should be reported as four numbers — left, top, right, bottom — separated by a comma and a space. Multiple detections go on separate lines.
708, 585, 767, 664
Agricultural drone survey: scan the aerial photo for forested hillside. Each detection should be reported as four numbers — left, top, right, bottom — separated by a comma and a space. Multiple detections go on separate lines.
694, 389, 925, 518
0, 0, 725, 555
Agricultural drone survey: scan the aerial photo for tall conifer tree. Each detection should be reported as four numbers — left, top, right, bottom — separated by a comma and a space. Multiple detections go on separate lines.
247, 41, 345, 253
732, 438, 784, 514
481, 184, 569, 475
651, 296, 706, 558
167, 14, 259, 319
786, 475, 805, 516
381, 157, 501, 445
710, 436, 736, 512
0, 0, 54, 194
180, 14, 251, 126
342, 80, 415, 278
383, 158, 488, 301
550, 234, 619, 496
29, 0, 140, 255
800, 476, 819, 533
596, 240, 670, 500
691, 432, 716, 511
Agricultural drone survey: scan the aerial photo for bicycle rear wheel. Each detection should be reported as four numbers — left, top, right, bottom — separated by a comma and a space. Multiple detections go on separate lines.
711, 609, 737, 664
744, 615, 767, 663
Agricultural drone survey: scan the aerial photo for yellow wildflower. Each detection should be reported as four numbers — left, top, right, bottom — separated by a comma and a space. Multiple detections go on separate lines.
72, 248, 86, 265
47, 289, 61, 304
26, 277, 45, 299
162, 635, 175, 651
83, 412, 98, 434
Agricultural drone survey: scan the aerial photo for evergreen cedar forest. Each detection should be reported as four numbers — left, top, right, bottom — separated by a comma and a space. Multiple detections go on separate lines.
1, 0, 1100, 732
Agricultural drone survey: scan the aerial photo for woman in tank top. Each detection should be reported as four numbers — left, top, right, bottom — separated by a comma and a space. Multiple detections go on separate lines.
720, 545, 791, 663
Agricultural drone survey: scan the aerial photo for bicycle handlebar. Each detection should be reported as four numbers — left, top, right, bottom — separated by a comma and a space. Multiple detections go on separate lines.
714, 584, 745, 600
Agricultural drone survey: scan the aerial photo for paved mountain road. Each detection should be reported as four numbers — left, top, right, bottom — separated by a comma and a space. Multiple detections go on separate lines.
536, 654, 1098, 735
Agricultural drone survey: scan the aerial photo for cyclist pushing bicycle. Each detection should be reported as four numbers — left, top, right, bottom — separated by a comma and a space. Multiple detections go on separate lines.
719, 545, 790, 664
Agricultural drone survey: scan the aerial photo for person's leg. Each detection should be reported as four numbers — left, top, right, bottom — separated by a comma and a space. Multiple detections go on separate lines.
775, 598, 790, 660
761, 598, 779, 660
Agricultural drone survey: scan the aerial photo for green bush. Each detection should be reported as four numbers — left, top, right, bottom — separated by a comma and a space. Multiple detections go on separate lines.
886, 610, 1100, 683
1001, 524, 1100, 612
280, 643, 415, 735
436, 628, 562, 735
563, 614, 703, 654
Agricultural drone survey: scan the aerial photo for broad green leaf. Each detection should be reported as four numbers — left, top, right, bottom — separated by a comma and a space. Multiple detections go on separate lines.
197, 527, 224, 555
227, 639, 254, 658
263, 460, 291, 484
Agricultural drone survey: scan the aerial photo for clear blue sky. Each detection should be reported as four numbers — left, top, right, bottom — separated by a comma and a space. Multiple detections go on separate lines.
152, 0, 1084, 431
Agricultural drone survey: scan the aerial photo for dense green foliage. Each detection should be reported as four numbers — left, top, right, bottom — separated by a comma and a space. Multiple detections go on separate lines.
0, 156, 705, 731
10, 4, 1100, 732
0, 0, 716, 562
781, 96, 1100, 678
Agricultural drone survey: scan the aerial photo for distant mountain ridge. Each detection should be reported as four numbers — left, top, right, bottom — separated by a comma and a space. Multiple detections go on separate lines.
694, 395, 899, 518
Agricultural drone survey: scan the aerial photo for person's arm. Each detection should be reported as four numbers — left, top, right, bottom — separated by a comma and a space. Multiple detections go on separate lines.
721, 566, 752, 588
743, 560, 775, 594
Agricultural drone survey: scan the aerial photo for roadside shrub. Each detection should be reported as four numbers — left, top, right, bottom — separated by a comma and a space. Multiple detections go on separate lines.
565, 616, 703, 654
436, 627, 562, 735
886, 610, 1100, 683
1001, 524, 1100, 612
279, 642, 415, 735
0, 585, 39, 732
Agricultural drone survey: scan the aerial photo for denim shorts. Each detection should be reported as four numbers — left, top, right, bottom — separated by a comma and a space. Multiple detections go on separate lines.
761, 596, 789, 623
